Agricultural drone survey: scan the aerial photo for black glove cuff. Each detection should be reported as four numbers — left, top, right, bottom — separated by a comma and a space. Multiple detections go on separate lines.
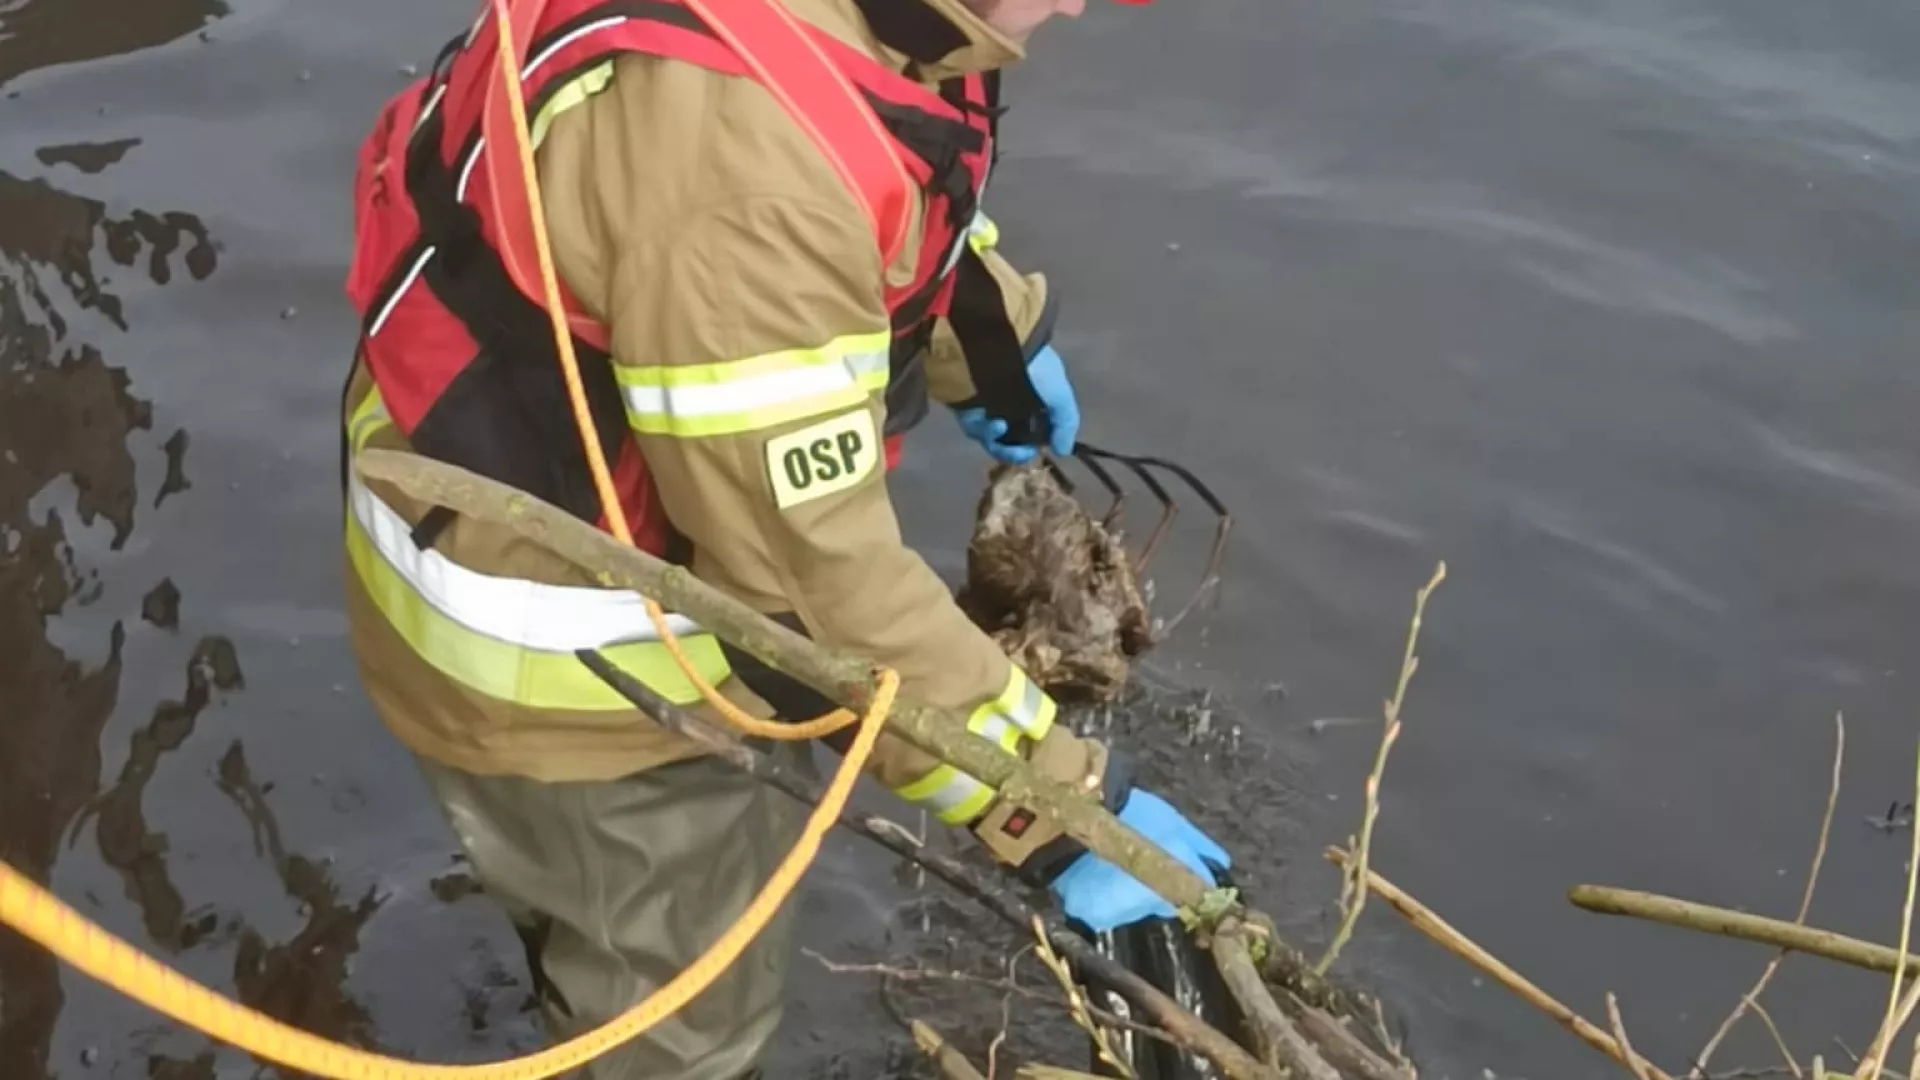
1014, 747, 1137, 890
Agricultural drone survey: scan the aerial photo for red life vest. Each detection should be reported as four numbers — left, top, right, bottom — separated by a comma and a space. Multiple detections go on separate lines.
342, 0, 1005, 552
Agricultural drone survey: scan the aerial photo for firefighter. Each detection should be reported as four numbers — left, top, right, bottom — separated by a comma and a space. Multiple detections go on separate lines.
338, 0, 1228, 1074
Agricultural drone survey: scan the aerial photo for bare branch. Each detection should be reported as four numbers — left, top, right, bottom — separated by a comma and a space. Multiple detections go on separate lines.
1318, 562, 1446, 977
1033, 917, 1135, 1079
800, 949, 1176, 1048
1328, 847, 1676, 1080
1609, 993, 1657, 1080
1694, 714, 1845, 1077
1858, 743, 1920, 1080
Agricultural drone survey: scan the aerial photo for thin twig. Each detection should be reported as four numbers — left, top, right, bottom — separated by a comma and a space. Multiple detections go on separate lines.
1328, 847, 1677, 1080
1743, 997, 1801, 1080
1370, 995, 1408, 1066
1281, 991, 1416, 1080
988, 947, 1031, 1080
1609, 993, 1657, 1080
1034, 916, 1135, 1080
1694, 714, 1845, 1077
912, 1018, 992, 1080
1318, 561, 1446, 977
801, 949, 1176, 1047
1860, 743, 1920, 1080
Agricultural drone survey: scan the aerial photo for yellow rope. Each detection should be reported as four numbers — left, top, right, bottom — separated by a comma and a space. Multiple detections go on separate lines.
0, 2, 893, 1075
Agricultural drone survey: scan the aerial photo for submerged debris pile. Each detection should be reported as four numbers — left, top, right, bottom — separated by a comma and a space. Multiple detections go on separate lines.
958, 463, 1155, 703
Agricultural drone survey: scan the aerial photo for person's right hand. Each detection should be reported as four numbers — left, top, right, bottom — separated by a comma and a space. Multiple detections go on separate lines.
1046, 789, 1229, 933
951, 344, 1081, 464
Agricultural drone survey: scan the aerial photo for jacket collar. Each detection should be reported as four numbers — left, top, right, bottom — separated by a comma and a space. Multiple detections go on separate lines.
791, 0, 1023, 80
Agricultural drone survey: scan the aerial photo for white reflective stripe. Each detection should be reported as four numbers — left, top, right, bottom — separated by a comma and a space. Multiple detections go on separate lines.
367, 245, 437, 339
907, 768, 994, 823
455, 139, 486, 203
939, 157, 995, 277
1006, 674, 1053, 738
523, 16, 626, 79
620, 350, 889, 423
938, 221, 971, 278
346, 477, 702, 653
968, 712, 1022, 754
412, 83, 448, 136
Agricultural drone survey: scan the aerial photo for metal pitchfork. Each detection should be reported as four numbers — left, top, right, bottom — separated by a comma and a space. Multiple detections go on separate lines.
1040, 440, 1234, 640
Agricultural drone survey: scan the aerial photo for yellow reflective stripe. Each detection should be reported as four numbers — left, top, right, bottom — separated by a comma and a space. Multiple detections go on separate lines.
347, 513, 729, 711
967, 211, 1001, 255
894, 764, 996, 826
969, 667, 1056, 744
616, 332, 892, 438
529, 61, 614, 150
348, 391, 391, 452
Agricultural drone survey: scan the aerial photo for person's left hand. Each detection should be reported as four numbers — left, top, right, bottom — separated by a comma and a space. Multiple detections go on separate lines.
1047, 789, 1230, 934
952, 344, 1081, 464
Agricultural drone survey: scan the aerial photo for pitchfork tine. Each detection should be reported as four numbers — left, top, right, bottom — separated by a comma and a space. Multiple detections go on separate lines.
1125, 452, 1232, 636
1076, 442, 1178, 572
1073, 443, 1234, 638
1067, 447, 1128, 529
1041, 455, 1077, 496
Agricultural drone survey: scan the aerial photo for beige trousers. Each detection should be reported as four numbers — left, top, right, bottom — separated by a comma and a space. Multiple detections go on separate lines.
415, 750, 808, 1080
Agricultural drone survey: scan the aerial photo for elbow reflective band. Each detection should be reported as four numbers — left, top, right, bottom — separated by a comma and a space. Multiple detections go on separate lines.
344, 391, 731, 710
894, 668, 1057, 826
966, 211, 1001, 256
969, 666, 1055, 744
616, 331, 892, 438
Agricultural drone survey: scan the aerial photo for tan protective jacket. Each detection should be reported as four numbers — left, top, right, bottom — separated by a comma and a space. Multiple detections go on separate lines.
343, 0, 1112, 870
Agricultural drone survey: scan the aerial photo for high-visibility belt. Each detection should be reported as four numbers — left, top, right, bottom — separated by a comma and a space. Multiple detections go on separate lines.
345, 389, 731, 711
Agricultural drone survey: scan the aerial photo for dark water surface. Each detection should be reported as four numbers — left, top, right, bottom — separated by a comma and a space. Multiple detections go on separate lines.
3, 0, 1918, 1077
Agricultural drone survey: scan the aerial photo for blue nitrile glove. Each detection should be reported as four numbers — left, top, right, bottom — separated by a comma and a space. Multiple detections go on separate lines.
953, 344, 1082, 464
1047, 789, 1230, 934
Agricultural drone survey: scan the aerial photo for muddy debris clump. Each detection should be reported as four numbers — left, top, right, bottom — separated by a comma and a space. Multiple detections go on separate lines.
958, 463, 1154, 703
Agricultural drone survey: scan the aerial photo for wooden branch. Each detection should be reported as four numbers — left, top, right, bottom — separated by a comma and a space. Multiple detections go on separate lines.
1215, 921, 1341, 1080
1327, 848, 1676, 1080
1278, 991, 1414, 1080
581, 648, 1285, 1080
1568, 886, 1920, 977
1017, 1068, 1110, 1080
912, 1018, 991, 1080
360, 449, 1211, 911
